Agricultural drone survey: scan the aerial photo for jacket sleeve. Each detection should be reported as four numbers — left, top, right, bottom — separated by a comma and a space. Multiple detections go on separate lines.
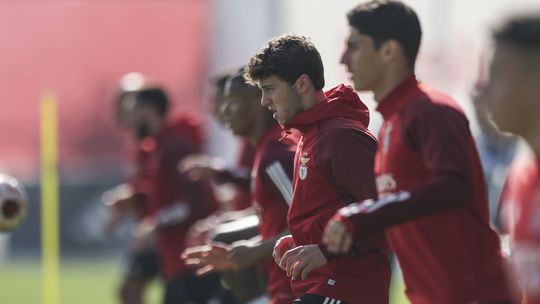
341, 101, 476, 234
319, 127, 378, 202
214, 168, 251, 190
317, 127, 383, 259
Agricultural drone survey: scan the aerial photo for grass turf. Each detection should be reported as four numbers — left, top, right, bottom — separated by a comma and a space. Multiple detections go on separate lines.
0, 258, 408, 303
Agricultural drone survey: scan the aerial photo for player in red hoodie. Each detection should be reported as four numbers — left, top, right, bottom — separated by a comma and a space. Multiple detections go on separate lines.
102, 73, 163, 304
322, 1, 511, 303
122, 85, 221, 304
244, 34, 390, 304
485, 14, 540, 303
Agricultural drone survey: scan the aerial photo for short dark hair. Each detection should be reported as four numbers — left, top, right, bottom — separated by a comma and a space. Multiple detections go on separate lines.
347, 0, 422, 68
133, 87, 169, 117
494, 14, 540, 51
244, 34, 325, 91
211, 72, 231, 96
228, 67, 261, 98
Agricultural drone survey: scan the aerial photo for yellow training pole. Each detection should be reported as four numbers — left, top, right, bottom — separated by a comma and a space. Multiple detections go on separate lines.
40, 93, 60, 304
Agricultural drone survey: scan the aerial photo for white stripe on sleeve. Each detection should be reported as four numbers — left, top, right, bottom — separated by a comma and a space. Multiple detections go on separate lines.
265, 161, 293, 205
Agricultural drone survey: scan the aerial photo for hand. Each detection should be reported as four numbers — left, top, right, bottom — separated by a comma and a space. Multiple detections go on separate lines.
228, 240, 261, 269
279, 245, 327, 280
322, 218, 353, 254
131, 217, 157, 253
273, 235, 295, 265
102, 184, 135, 210
185, 215, 222, 247
181, 243, 236, 276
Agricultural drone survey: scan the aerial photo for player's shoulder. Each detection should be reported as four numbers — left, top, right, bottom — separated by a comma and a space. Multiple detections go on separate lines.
318, 117, 377, 145
402, 84, 467, 125
412, 84, 464, 113
260, 138, 295, 165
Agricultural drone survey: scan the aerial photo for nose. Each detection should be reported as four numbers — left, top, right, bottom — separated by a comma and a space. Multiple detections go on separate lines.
340, 49, 348, 66
261, 93, 271, 107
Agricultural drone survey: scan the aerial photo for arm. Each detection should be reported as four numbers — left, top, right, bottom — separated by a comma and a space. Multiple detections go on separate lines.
321, 127, 378, 202
317, 127, 383, 258
181, 230, 290, 276
324, 102, 478, 252
228, 230, 290, 268
179, 154, 251, 189
133, 200, 192, 248
214, 168, 251, 190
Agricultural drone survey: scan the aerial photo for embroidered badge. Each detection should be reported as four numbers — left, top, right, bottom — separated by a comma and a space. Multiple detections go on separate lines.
327, 279, 336, 286
299, 155, 309, 180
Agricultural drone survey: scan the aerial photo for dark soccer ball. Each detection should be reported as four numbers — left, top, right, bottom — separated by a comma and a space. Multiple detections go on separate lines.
0, 174, 28, 233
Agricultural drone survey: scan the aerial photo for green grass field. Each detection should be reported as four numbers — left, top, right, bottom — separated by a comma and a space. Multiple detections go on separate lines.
0, 258, 162, 304
0, 258, 408, 303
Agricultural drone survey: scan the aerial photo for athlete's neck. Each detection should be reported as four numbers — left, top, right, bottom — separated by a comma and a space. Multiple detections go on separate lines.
302, 90, 326, 111
374, 64, 414, 102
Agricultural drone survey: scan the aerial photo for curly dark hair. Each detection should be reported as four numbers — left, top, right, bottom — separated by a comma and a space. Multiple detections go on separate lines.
244, 34, 325, 91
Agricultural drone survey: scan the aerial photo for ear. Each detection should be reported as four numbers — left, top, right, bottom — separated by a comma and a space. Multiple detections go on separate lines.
294, 74, 312, 94
380, 40, 401, 63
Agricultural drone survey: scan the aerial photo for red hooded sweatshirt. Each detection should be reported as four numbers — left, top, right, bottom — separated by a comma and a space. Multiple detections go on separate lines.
283, 84, 390, 304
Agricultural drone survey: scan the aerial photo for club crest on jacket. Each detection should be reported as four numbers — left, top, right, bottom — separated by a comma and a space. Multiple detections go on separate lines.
299, 155, 309, 180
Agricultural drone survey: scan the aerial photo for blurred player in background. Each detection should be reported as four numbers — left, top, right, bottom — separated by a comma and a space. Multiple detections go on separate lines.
103, 73, 220, 304
323, 1, 511, 303
102, 73, 162, 304
470, 59, 518, 226
183, 68, 297, 304
180, 72, 256, 249
485, 14, 540, 303
180, 71, 261, 304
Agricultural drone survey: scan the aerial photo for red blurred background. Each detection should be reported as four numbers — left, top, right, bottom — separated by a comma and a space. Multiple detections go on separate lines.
0, 1, 210, 180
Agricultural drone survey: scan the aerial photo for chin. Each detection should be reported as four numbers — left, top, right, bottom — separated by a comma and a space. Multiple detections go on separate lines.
493, 118, 518, 135
351, 80, 367, 92
230, 126, 244, 136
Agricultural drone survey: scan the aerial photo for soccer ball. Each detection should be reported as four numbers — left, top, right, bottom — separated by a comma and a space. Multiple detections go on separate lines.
0, 174, 28, 233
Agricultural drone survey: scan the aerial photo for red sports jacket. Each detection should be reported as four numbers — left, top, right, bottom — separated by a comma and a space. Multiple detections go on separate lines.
252, 123, 298, 304
284, 84, 390, 304
338, 76, 510, 303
